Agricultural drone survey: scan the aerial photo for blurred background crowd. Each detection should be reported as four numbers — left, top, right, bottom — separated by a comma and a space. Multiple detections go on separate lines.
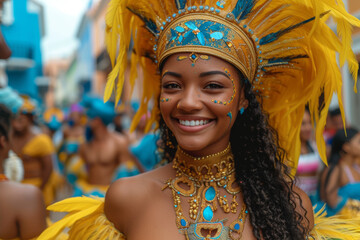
0, 0, 360, 238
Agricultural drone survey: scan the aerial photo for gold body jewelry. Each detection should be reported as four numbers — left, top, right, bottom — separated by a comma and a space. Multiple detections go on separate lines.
163, 144, 248, 239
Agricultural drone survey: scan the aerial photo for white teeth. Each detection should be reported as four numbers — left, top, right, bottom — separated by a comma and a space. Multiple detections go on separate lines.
179, 119, 210, 126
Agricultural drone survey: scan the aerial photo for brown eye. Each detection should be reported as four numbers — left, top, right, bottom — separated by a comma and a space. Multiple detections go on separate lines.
205, 83, 223, 89
163, 83, 181, 89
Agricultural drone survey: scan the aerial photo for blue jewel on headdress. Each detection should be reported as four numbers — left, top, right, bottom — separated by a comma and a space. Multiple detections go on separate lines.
210, 32, 223, 40
199, 6, 204, 10
173, 13, 177, 18
215, 9, 220, 13
210, 7, 215, 11
216, 0, 225, 9
163, 21, 166, 25
205, 6, 209, 10
192, 6, 197, 10
243, 24, 247, 28
175, 26, 185, 32
188, 6, 192, 11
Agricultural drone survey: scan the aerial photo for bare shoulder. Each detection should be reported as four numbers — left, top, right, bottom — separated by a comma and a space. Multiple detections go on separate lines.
3, 182, 45, 212
292, 185, 314, 231
104, 164, 173, 232
17, 183, 45, 207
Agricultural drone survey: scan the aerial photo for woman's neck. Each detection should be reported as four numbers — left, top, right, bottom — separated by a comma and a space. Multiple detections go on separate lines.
342, 154, 356, 165
173, 143, 235, 183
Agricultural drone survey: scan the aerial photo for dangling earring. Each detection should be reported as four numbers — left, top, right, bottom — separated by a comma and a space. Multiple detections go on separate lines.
240, 107, 245, 115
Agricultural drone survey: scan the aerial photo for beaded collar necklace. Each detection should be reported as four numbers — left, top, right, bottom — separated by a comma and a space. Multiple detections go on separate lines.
163, 143, 248, 239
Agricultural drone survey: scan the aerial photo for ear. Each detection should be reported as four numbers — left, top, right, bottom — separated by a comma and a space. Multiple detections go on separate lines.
342, 142, 350, 154
238, 97, 249, 111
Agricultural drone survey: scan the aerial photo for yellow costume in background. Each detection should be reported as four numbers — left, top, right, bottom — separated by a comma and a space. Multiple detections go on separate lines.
38, 0, 360, 238
21, 134, 60, 206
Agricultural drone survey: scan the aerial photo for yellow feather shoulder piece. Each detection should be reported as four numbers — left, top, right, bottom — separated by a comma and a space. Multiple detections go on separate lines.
310, 206, 360, 239
37, 197, 126, 240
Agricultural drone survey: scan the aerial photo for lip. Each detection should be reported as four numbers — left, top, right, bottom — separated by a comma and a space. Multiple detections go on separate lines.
173, 117, 215, 133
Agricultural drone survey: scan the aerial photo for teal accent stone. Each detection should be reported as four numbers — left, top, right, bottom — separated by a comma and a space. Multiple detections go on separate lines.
203, 206, 213, 221
234, 223, 240, 230
205, 186, 216, 201
181, 219, 187, 226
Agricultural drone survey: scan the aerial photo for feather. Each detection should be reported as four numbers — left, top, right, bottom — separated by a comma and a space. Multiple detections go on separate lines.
259, 11, 329, 45
175, 0, 187, 10
231, 0, 255, 21
127, 7, 159, 36
38, 197, 126, 240
103, 54, 122, 102
47, 197, 102, 212
311, 206, 360, 239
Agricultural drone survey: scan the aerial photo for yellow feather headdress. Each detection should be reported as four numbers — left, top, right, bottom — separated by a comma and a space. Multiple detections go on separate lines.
104, 0, 360, 174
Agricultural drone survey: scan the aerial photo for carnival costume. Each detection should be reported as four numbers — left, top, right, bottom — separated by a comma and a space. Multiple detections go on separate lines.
38, 0, 360, 239
15, 98, 59, 206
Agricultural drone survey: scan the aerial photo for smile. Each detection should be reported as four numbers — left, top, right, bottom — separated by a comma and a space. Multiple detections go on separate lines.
179, 119, 211, 127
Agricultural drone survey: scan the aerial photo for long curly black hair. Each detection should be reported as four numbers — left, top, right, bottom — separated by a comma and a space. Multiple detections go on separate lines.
157, 72, 308, 239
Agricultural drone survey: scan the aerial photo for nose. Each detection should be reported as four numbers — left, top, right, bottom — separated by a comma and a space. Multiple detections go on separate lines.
176, 86, 202, 112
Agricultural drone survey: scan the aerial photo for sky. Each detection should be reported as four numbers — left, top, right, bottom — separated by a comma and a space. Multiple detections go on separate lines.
37, 0, 98, 61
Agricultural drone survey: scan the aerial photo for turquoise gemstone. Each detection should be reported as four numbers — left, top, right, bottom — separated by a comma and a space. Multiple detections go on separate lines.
205, 186, 216, 201
181, 219, 187, 226
234, 223, 240, 230
203, 206, 213, 221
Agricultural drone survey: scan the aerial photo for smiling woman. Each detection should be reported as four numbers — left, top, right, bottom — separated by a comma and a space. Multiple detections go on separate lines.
37, 0, 360, 239
159, 54, 247, 156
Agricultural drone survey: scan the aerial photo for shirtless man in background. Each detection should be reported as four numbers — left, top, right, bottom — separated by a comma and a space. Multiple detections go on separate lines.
0, 104, 46, 240
74, 97, 144, 197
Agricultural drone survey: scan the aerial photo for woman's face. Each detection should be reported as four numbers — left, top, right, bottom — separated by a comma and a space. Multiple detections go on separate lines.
300, 111, 312, 142
160, 53, 248, 156
11, 113, 31, 133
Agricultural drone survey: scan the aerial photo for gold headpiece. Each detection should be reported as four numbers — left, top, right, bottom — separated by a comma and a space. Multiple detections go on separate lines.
104, 0, 360, 174
19, 95, 36, 114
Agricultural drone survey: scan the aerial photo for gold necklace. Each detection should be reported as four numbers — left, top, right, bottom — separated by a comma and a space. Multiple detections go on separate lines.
163, 144, 248, 240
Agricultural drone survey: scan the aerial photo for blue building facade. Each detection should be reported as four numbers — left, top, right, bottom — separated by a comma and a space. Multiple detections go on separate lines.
1, 0, 44, 99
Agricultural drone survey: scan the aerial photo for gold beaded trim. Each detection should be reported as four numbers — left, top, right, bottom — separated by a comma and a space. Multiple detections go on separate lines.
178, 143, 231, 161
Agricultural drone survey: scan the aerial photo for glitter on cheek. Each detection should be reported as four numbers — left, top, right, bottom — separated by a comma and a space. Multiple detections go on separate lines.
160, 98, 171, 103
211, 68, 237, 106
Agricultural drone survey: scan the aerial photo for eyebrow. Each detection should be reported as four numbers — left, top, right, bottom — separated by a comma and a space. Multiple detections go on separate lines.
199, 71, 231, 80
161, 70, 232, 80
161, 71, 182, 79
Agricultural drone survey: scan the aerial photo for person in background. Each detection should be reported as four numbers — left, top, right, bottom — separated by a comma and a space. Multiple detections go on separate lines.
0, 104, 47, 240
60, 103, 85, 161
324, 108, 346, 158
0, 86, 24, 182
319, 128, 360, 217
74, 96, 144, 197
295, 108, 323, 202
10, 97, 55, 206
128, 113, 161, 172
